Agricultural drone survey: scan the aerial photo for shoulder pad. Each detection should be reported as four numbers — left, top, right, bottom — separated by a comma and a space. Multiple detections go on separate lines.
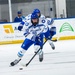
41, 14, 45, 19
47, 20, 51, 25
41, 19, 46, 23
25, 21, 29, 26
25, 14, 31, 20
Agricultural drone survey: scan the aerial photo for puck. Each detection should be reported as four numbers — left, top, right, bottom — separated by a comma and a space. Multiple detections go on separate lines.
19, 68, 23, 70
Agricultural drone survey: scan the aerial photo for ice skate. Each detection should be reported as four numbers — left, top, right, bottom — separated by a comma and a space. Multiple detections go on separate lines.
39, 50, 43, 62
10, 49, 26, 66
48, 40, 55, 50
10, 59, 21, 66
50, 42, 55, 50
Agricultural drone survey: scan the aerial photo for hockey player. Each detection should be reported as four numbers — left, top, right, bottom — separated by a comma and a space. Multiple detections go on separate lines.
33, 9, 56, 49
10, 12, 45, 66
44, 18, 56, 49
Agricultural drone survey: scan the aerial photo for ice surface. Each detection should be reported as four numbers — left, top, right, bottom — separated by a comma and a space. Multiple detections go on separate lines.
0, 40, 75, 75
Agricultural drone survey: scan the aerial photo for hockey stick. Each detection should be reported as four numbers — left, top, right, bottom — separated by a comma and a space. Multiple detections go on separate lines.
51, 39, 57, 42
22, 40, 47, 67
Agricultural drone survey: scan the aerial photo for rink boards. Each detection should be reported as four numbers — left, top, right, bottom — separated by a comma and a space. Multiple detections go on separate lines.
0, 18, 75, 45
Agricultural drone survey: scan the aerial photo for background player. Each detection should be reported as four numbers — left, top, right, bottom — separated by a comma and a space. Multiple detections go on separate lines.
33, 9, 56, 49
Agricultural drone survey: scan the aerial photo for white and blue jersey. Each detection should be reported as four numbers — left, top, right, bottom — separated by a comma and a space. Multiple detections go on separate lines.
38, 17, 56, 39
19, 16, 47, 37
18, 20, 45, 50
24, 24, 45, 41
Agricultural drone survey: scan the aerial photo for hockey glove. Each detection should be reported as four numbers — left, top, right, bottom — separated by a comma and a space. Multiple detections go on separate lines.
18, 26, 23, 31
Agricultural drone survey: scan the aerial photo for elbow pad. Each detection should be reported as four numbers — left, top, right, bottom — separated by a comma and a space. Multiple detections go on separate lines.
18, 26, 23, 31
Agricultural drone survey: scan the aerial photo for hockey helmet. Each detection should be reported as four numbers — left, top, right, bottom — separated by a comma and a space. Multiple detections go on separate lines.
33, 8, 41, 18
31, 12, 38, 19
31, 12, 39, 26
33, 8, 40, 13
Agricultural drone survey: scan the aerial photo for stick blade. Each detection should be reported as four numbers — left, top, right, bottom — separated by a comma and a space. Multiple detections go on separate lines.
51, 39, 57, 42
26, 63, 29, 67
